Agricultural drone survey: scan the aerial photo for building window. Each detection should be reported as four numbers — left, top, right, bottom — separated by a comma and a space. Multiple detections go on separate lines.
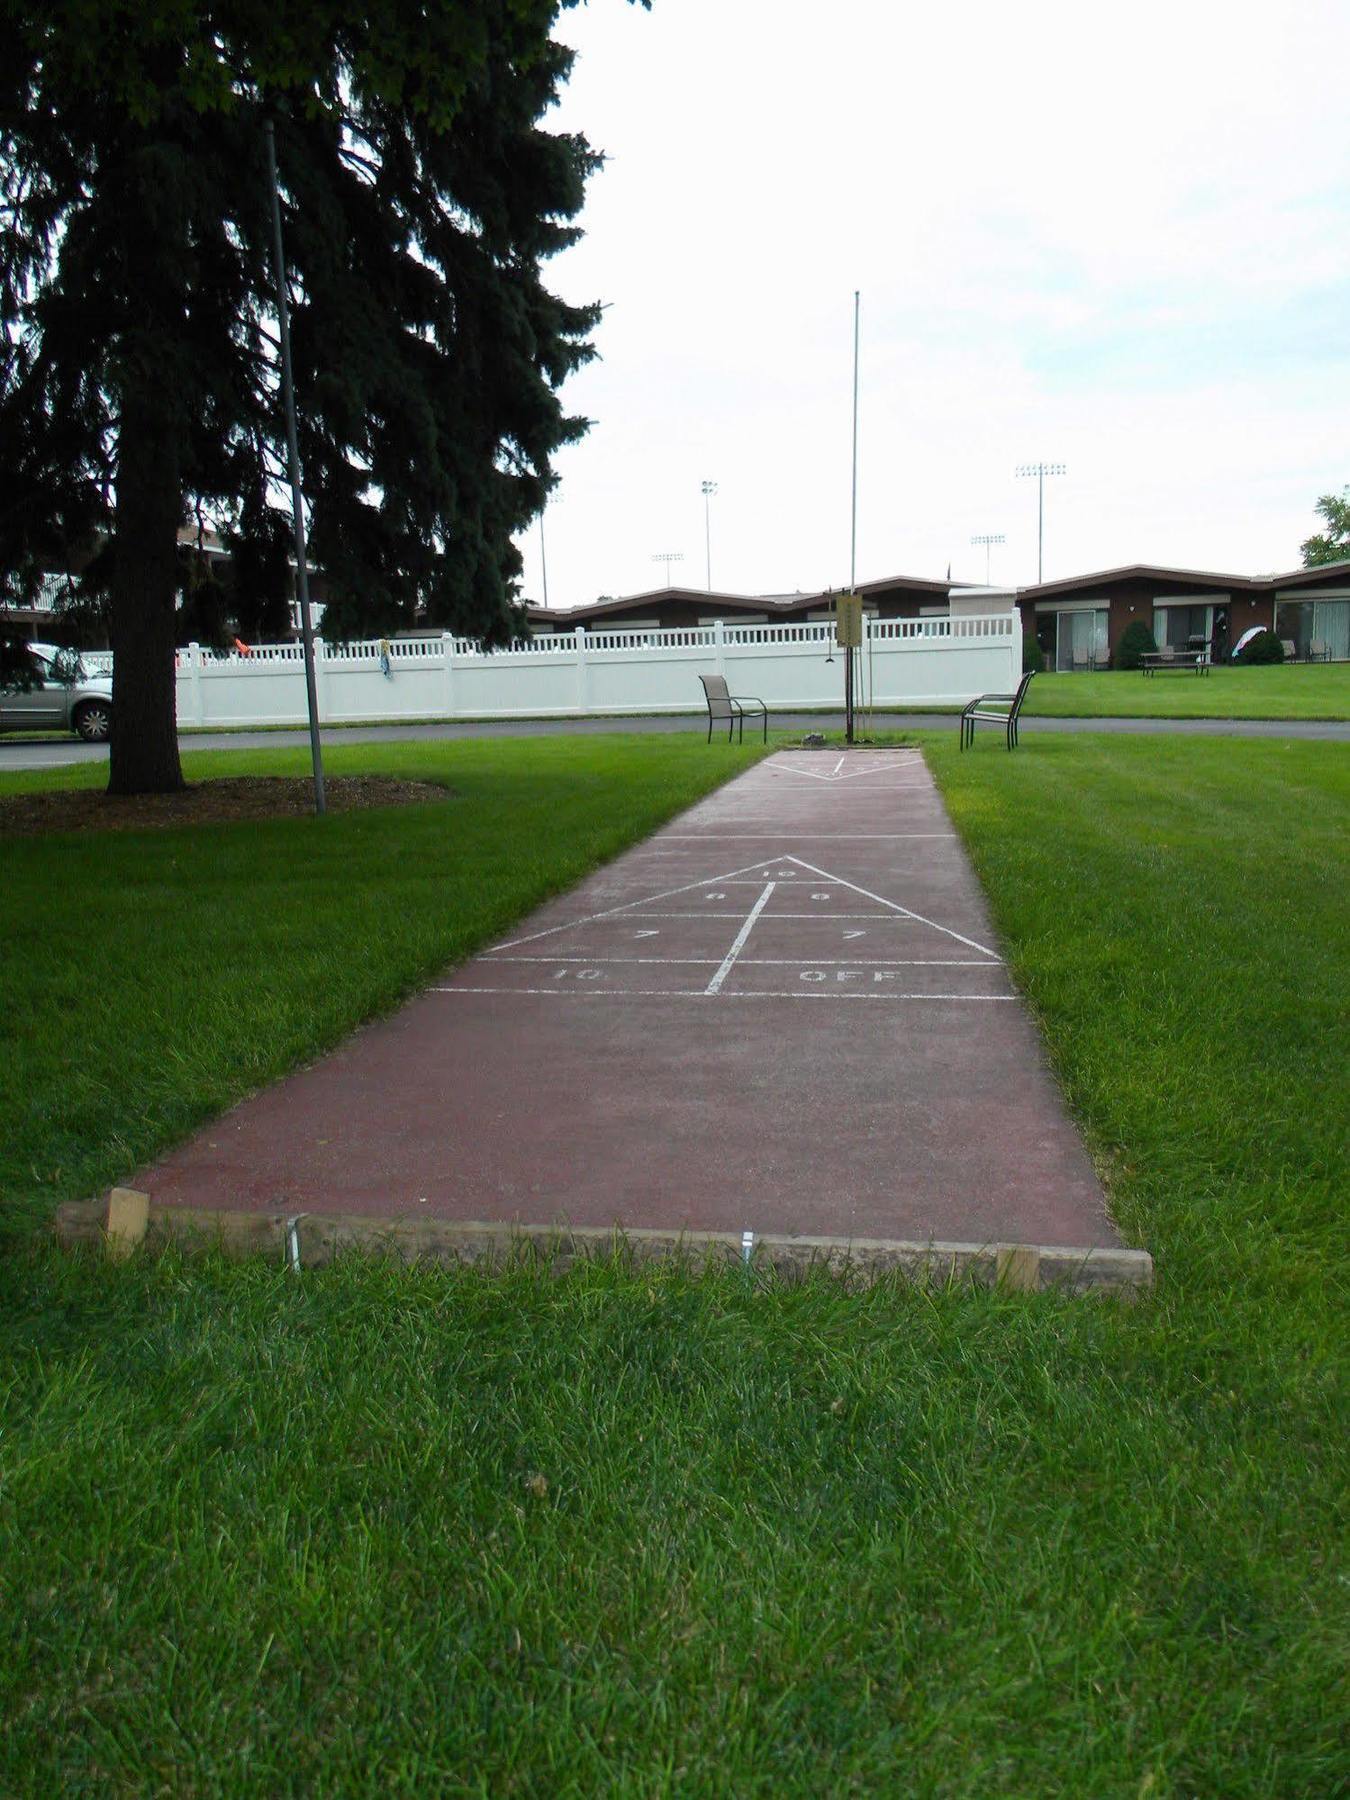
1275, 598, 1349, 661
1153, 604, 1213, 651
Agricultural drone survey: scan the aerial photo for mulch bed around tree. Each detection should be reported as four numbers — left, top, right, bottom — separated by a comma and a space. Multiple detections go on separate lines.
0, 776, 453, 838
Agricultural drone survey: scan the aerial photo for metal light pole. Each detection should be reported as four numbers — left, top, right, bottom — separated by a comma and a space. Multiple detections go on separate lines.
265, 118, 326, 816
651, 551, 684, 588
842, 290, 861, 743
970, 533, 1006, 584
539, 506, 549, 608
700, 481, 717, 590
1015, 462, 1066, 584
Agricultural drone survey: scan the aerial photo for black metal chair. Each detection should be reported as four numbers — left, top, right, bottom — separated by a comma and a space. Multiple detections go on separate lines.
699, 673, 768, 743
959, 671, 1035, 751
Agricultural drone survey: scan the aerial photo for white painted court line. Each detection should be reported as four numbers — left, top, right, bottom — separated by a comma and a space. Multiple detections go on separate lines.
763, 766, 928, 784
434, 986, 1017, 1003
490, 855, 797, 951
767, 751, 921, 761
489, 911, 986, 923
487, 798, 1000, 967
781, 855, 999, 959
655, 834, 956, 841
624, 875, 952, 886
485, 955, 999, 967
705, 882, 776, 994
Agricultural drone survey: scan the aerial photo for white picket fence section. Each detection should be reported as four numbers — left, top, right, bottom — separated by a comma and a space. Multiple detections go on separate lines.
81, 615, 1019, 726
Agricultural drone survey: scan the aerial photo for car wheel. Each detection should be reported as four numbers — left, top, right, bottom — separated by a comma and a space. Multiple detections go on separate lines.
73, 701, 112, 742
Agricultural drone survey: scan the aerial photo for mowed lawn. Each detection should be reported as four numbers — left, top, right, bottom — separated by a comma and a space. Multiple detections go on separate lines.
1022, 662, 1350, 718
2, 733, 1346, 1797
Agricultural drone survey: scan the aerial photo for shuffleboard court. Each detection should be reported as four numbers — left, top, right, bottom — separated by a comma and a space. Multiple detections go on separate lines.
135, 750, 1122, 1250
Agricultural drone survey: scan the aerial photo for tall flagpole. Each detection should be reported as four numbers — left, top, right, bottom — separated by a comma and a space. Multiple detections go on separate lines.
847, 289, 860, 744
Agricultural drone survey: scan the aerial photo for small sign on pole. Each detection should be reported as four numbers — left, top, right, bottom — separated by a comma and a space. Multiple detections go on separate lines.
836, 593, 863, 649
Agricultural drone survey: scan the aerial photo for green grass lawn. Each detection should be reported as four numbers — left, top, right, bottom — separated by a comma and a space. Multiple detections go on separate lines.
2, 733, 1346, 1796
4, 659, 1344, 755
1021, 662, 1350, 719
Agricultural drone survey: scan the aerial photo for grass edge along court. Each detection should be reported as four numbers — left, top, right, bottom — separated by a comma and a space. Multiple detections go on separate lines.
2, 730, 1346, 1797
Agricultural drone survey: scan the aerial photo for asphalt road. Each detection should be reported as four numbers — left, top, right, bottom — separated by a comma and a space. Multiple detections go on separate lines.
3, 709, 1348, 772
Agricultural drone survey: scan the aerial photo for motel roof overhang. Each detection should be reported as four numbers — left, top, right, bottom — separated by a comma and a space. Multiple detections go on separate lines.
1020, 559, 1350, 601
524, 559, 1350, 628
526, 574, 966, 627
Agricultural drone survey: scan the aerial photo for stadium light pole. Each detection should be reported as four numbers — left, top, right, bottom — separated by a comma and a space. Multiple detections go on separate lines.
265, 117, 326, 817
539, 505, 549, 608
651, 551, 684, 589
1015, 462, 1066, 584
700, 481, 718, 590
970, 533, 1006, 584
846, 289, 860, 744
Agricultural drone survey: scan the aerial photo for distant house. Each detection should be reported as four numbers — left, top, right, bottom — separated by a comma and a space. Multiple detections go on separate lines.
525, 586, 774, 635
524, 575, 957, 636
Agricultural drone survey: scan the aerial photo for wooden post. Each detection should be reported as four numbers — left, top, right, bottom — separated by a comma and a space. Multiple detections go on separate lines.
996, 1244, 1041, 1293
105, 1188, 150, 1261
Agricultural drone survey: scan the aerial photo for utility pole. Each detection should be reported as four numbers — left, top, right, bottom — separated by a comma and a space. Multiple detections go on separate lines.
847, 289, 860, 744
700, 481, 717, 590
1015, 462, 1066, 584
265, 117, 326, 816
970, 533, 1006, 584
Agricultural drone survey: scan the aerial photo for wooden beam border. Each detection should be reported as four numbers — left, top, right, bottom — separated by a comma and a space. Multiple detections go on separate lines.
54, 1194, 1153, 1298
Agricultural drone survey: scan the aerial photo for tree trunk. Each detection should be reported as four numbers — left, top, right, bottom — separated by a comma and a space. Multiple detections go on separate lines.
108, 377, 184, 795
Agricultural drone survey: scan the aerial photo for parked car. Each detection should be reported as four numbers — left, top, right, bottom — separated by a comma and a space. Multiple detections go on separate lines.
0, 642, 113, 741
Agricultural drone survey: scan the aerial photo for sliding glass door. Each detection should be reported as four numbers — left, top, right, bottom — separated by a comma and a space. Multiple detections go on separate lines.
1275, 599, 1349, 660
1055, 609, 1108, 672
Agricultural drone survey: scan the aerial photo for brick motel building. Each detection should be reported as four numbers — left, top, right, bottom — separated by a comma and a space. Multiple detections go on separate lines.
527, 559, 1350, 670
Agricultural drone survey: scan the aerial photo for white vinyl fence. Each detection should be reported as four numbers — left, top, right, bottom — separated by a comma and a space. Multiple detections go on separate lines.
83, 615, 1019, 727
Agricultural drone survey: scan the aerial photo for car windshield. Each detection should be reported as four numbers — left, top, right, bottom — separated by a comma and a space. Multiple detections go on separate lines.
44, 649, 87, 681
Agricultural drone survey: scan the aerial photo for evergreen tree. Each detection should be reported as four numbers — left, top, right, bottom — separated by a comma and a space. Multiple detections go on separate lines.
1, 3, 615, 791
1114, 618, 1157, 671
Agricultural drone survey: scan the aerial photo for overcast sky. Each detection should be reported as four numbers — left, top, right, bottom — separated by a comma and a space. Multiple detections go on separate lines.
519, 0, 1350, 608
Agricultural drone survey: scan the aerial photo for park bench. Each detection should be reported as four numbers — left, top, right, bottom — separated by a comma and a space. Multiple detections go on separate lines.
959, 670, 1035, 751
1140, 647, 1209, 675
698, 673, 769, 743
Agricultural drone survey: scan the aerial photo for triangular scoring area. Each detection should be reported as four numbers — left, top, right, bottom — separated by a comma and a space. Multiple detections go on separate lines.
486, 857, 801, 954
753, 854, 1002, 961
762, 751, 926, 784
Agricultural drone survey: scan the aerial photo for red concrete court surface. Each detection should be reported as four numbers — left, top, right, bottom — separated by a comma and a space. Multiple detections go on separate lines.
136, 749, 1123, 1250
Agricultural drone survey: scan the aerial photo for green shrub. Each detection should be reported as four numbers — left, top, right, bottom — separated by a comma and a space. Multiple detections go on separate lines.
1115, 619, 1157, 671
1022, 636, 1045, 674
1237, 629, 1284, 665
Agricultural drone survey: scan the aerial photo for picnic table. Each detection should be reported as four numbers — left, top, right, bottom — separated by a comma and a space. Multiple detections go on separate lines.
1140, 650, 1210, 676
